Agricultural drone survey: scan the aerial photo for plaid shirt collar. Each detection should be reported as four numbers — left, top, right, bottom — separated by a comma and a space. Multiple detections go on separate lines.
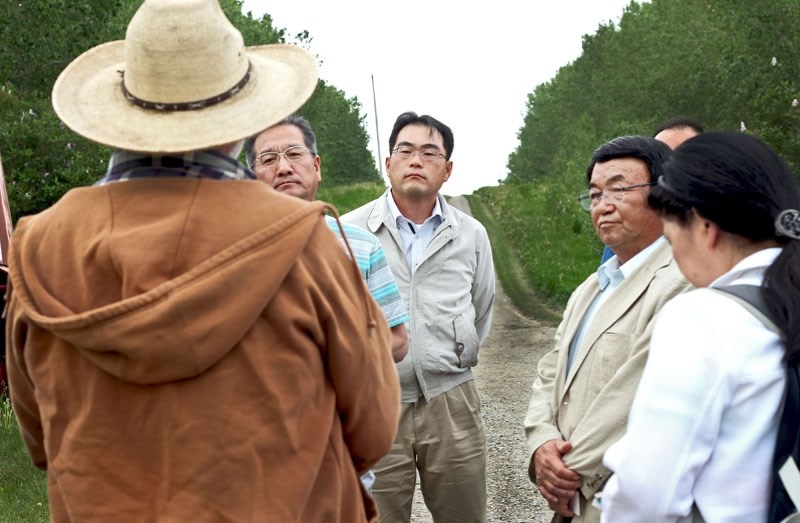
95, 150, 257, 186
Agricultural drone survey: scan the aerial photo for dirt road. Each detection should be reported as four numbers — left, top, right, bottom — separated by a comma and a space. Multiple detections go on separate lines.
408, 196, 557, 522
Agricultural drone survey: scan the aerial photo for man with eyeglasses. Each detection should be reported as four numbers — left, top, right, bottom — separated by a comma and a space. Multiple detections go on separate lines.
600, 116, 704, 263
524, 136, 690, 523
245, 115, 409, 364
343, 111, 496, 523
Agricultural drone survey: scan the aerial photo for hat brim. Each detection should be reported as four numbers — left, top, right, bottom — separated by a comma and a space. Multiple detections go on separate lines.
52, 42, 318, 153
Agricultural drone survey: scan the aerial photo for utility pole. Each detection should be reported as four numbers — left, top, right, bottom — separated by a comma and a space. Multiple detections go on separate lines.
371, 74, 383, 176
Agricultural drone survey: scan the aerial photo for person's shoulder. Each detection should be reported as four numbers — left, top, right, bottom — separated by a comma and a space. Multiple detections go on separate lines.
445, 203, 488, 235
573, 270, 600, 295
634, 239, 686, 284
653, 251, 690, 286
327, 218, 379, 243
647, 257, 692, 306
341, 197, 382, 223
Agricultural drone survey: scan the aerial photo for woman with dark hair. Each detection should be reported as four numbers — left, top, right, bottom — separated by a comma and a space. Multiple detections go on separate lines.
599, 132, 800, 523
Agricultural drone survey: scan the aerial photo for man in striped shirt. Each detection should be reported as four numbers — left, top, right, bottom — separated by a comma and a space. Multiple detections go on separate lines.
246, 115, 409, 362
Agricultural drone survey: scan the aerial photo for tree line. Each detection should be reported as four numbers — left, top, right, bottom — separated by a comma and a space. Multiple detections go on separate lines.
476, 0, 800, 307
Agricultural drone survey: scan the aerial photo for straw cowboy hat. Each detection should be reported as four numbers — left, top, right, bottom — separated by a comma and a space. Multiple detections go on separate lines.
52, 0, 318, 153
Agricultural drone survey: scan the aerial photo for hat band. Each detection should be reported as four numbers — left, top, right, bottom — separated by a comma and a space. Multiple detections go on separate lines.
120, 61, 252, 112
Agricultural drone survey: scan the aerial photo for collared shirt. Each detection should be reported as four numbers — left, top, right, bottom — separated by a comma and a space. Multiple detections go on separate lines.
385, 191, 443, 275
95, 150, 256, 185
566, 236, 666, 372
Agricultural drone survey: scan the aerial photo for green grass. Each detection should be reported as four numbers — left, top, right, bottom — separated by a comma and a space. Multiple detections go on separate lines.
317, 181, 387, 215
467, 193, 562, 325
474, 177, 603, 310
1, 393, 49, 522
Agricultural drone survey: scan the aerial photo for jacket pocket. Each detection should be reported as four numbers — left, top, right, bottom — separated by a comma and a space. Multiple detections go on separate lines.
452, 314, 480, 369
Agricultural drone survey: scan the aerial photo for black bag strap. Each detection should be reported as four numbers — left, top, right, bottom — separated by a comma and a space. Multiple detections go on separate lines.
708, 284, 781, 335
771, 363, 800, 523
707, 285, 799, 522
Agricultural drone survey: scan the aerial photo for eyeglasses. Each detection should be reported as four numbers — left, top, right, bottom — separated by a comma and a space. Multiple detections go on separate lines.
577, 182, 656, 211
254, 145, 311, 168
392, 146, 446, 162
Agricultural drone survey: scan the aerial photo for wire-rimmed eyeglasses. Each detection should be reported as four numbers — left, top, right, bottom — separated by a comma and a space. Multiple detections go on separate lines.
254, 145, 311, 168
391, 146, 446, 162
577, 182, 656, 211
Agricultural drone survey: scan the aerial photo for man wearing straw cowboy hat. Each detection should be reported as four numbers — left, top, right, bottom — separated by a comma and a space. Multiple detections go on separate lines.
5, 1, 400, 521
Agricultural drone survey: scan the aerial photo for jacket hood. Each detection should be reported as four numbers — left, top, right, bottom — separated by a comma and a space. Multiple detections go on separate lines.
8, 180, 330, 385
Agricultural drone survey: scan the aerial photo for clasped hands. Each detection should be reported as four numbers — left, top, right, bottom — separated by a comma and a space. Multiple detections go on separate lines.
529, 439, 580, 517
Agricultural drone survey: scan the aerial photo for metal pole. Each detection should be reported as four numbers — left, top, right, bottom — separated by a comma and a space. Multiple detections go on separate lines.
371, 74, 383, 176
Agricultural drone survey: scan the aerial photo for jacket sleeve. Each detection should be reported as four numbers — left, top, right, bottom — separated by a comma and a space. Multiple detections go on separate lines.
524, 296, 575, 458
472, 226, 495, 345
6, 289, 48, 470
317, 225, 400, 474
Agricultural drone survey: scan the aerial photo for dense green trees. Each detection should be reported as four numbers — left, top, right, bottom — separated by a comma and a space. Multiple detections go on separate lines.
0, 0, 378, 221
481, 0, 800, 307
509, 0, 800, 184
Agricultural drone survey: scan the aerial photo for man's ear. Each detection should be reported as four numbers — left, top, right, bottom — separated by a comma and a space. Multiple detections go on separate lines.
443, 160, 453, 182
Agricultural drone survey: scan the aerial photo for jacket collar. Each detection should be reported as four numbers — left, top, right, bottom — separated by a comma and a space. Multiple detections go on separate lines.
562, 239, 675, 389
367, 189, 458, 235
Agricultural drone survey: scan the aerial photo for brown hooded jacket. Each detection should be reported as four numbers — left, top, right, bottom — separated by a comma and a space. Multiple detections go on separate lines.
6, 177, 399, 522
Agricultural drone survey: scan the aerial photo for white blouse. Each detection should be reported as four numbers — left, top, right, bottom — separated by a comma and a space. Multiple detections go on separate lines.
600, 248, 786, 523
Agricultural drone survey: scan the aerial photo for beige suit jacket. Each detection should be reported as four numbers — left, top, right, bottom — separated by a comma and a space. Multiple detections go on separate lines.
524, 240, 690, 523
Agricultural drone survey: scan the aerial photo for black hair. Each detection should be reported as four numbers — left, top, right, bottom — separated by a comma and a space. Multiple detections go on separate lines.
648, 131, 800, 363
653, 116, 704, 136
388, 111, 454, 160
244, 115, 318, 168
585, 135, 672, 185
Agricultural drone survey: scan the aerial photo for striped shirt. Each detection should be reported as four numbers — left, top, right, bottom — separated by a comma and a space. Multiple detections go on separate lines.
326, 216, 409, 328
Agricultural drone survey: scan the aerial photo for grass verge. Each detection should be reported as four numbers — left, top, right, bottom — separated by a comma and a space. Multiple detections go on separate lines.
466, 193, 562, 325
1, 392, 49, 522
317, 181, 387, 215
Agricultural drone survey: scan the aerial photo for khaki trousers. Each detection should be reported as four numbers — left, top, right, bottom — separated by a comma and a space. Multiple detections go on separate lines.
373, 380, 486, 523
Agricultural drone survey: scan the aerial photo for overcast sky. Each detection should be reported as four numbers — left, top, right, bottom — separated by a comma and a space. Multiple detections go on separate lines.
241, 0, 640, 195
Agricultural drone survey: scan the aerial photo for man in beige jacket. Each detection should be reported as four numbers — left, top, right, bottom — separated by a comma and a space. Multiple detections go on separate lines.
6, 1, 399, 521
524, 135, 691, 523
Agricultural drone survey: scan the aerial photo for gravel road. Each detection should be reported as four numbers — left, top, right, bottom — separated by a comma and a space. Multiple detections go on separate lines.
408, 196, 558, 522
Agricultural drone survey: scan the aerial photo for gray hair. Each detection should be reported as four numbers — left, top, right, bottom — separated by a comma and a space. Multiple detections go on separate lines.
244, 115, 318, 168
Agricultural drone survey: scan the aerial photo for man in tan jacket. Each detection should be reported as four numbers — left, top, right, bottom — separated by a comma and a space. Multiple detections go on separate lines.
6, 1, 399, 522
524, 136, 691, 523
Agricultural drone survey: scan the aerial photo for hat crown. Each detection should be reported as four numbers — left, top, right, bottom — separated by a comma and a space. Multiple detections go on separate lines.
123, 0, 248, 105
51, 0, 318, 153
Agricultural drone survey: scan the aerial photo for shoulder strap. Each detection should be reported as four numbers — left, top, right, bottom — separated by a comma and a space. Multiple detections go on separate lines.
698, 284, 799, 522
708, 284, 782, 335
711, 288, 800, 523
770, 363, 800, 523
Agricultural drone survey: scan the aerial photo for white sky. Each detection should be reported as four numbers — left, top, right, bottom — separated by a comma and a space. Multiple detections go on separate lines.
241, 0, 638, 195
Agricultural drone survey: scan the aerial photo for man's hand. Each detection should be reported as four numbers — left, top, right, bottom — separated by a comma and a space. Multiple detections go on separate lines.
529, 439, 580, 517
390, 323, 408, 363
